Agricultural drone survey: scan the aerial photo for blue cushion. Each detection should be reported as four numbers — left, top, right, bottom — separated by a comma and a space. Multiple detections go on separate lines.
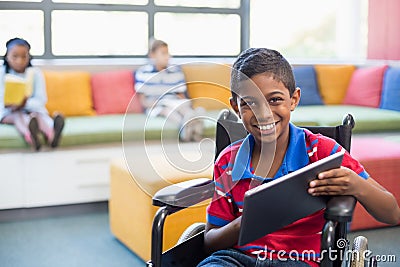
381, 67, 400, 111
293, 66, 324, 106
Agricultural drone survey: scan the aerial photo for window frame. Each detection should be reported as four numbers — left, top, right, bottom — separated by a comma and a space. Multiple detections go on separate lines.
0, 0, 249, 59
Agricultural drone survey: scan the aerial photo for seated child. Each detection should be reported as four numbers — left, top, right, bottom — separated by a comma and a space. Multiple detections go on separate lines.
135, 39, 204, 142
198, 48, 400, 267
0, 37, 64, 151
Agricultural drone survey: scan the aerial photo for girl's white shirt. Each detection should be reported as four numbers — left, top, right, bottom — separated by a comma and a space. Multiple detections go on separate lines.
0, 66, 48, 120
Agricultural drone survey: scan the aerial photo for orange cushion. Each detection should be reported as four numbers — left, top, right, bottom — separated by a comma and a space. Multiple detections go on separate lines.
44, 71, 95, 117
182, 63, 232, 110
91, 70, 142, 115
314, 65, 356, 104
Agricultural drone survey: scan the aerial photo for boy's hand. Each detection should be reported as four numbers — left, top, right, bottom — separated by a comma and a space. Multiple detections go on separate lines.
308, 166, 363, 197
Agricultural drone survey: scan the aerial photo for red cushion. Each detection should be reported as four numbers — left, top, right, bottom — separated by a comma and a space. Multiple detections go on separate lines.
91, 70, 143, 115
343, 65, 388, 107
350, 137, 400, 231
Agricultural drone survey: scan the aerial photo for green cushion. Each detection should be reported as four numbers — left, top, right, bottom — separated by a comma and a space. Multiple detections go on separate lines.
2, 107, 400, 150
0, 124, 28, 149
60, 114, 127, 146
123, 111, 220, 142
292, 105, 400, 133
0, 111, 222, 149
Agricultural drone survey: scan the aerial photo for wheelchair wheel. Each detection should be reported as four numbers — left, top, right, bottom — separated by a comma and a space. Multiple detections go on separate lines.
350, 236, 368, 267
177, 222, 206, 245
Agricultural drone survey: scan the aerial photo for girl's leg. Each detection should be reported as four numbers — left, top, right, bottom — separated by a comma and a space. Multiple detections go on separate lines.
1, 112, 30, 137
50, 113, 64, 148
1, 112, 41, 150
33, 112, 64, 148
33, 112, 54, 140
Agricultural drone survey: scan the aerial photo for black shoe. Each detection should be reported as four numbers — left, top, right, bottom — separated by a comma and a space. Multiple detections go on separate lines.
51, 114, 65, 148
28, 117, 41, 151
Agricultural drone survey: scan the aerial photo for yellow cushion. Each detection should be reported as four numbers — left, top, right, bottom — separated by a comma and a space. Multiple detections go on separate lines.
314, 65, 356, 104
44, 71, 95, 116
109, 159, 211, 261
182, 63, 232, 110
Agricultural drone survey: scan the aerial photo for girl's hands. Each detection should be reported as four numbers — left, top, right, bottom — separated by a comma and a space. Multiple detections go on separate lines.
308, 166, 363, 197
6, 97, 28, 111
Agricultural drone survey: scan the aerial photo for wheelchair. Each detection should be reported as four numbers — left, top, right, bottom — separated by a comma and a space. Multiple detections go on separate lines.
147, 109, 376, 267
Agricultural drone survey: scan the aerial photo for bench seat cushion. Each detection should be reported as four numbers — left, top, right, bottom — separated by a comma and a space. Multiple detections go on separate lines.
0, 111, 222, 149
292, 105, 400, 133
2, 106, 400, 149
350, 137, 400, 230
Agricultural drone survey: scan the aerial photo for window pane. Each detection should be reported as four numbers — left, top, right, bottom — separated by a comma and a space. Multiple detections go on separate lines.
250, 0, 368, 60
52, 11, 148, 56
52, 0, 147, 5
0, 0, 41, 2
0, 10, 44, 56
155, 0, 239, 9
155, 13, 240, 56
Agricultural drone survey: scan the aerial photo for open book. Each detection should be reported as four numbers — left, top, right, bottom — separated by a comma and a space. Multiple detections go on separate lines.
4, 69, 34, 106
238, 150, 345, 246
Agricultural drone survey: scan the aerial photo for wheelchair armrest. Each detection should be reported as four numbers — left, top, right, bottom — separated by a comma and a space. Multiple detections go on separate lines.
152, 178, 214, 208
324, 195, 356, 222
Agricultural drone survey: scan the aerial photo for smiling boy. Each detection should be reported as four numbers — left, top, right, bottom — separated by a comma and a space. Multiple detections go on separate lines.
197, 48, 400, 267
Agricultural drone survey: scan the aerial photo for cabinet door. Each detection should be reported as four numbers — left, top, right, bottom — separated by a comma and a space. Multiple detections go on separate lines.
24, 146, 123, 207
0, 154, 24, 209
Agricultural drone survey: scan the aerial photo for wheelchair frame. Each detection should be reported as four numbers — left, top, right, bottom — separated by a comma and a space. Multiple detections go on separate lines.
148, 109, 358, 267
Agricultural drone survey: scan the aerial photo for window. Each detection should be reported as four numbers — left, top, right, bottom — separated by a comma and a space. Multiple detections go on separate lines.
0, 1, 244, 58
52, 10, 148, 56
0, 0, 41, 1
52, 0, 147, 5
250, 0, 368, 60
154, 0, 239, 9
154, 13, 240, 56
0, 10, 44, 56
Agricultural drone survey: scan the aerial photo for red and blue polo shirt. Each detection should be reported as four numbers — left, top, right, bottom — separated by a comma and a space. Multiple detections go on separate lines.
206, 123, 369, 266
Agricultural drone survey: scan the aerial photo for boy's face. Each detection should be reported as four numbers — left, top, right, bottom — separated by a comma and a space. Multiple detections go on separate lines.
231, 73, 300, 145
150, 45, 170, 70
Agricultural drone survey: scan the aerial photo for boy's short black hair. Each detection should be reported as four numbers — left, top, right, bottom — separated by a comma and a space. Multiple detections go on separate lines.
230, 48, 296, 102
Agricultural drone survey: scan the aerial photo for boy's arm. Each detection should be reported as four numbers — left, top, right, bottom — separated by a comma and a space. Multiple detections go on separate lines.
308, 167, 400, 225
204, 216, 242, 254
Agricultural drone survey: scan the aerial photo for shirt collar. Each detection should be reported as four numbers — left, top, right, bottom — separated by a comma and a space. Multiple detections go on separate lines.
231, 134, 254, 181
231, 123, 309, 182
150, 64, 172, 73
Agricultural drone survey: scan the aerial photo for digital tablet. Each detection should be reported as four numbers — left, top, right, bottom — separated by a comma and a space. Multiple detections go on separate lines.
238, 150, 345, 246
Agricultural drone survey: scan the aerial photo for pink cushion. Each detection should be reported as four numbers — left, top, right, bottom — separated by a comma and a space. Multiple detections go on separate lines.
352, 137, 400, 161
343, 65, 388, 107
91, 70, 143, 115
